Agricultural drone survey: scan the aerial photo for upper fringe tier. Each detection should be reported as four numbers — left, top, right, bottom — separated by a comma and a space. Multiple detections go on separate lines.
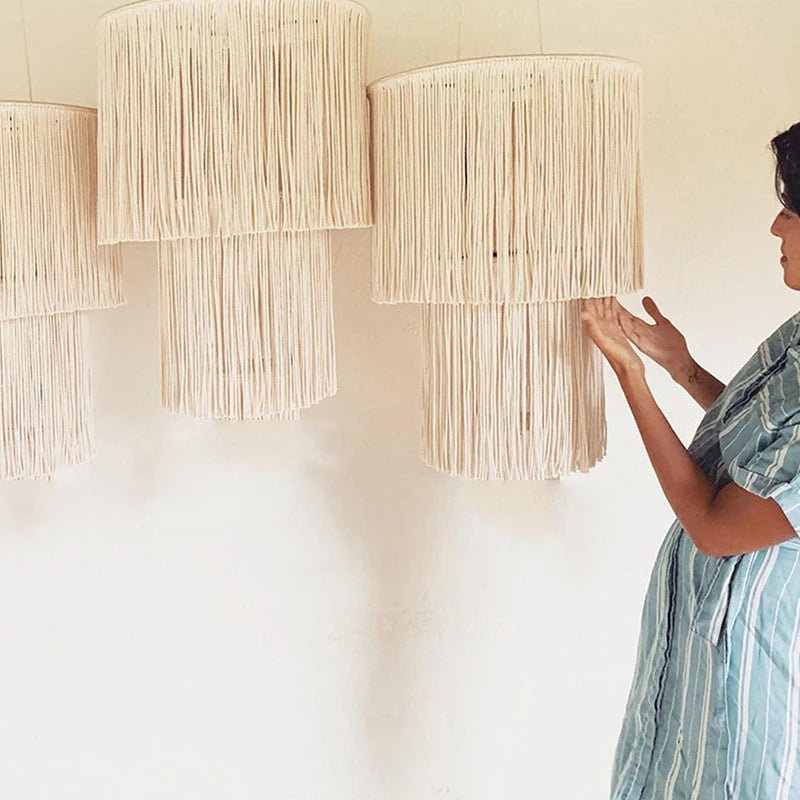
369, 56, 644, 303
0, 103, 123, 320
97, 0, 371, 243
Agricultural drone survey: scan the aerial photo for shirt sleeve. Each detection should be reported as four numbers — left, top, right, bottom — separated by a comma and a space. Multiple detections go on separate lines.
725, 419, 800, 535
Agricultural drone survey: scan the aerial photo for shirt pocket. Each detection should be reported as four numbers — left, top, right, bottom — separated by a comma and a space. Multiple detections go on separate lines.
690, 556, 741, 646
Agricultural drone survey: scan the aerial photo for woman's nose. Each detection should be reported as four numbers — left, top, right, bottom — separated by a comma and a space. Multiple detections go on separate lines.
771, 213, 783, 237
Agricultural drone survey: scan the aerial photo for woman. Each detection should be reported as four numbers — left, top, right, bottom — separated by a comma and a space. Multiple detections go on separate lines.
582, 122, 800, 799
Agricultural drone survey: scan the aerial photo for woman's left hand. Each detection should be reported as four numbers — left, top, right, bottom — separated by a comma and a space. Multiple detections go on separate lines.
580, 297, 645, 376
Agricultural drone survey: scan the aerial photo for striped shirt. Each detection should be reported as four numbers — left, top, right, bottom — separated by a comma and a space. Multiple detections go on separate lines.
611, 310, 800, 799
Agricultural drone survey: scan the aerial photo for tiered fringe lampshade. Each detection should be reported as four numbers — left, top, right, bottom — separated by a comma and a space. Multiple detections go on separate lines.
368, 56, 643, 479
0, 102, 123, 479
97, 0, 371, 419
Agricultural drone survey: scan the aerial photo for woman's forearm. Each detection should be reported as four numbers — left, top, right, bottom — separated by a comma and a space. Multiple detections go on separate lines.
616, 365, 718, 550
668, 355, 726, 411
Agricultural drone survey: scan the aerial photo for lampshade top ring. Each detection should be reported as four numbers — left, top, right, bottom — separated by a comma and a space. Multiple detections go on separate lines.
368, 53, 642, 91
0, 100, 96, 115
99, 0, 371, 23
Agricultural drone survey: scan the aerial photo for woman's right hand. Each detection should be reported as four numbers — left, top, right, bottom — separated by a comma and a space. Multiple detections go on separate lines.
617, 297, 692, 378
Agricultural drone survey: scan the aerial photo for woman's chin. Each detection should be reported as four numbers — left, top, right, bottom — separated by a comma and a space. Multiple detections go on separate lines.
783, 272, 800, 291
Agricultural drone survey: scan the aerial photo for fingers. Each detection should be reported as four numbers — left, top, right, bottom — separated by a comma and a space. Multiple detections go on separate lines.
580, 302, 600, 344
619, 312, 643, 346
581, 297, 629, 347
581, 296, 622, 323
582, 296, 637, 327
616, 301, 653, 334
642, 296, 667, 324
587, 297, 614, 319
580, 299, 606, 340
581, 297, 602, 320
579, 304, 600, 343
582, 297, 661, 356
611, 298, 625, 330
612, 299, 641, 342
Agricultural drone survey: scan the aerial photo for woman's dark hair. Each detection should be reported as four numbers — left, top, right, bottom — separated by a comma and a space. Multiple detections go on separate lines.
772, 122, 800, 214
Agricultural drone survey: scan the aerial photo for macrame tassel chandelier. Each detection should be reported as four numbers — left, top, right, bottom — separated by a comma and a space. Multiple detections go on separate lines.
97, 0, 370, 419
368, 56, 643, 480
0, 102, 123, 479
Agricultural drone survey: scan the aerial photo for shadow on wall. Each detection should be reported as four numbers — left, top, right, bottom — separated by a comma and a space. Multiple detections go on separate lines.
303, 228, 563, 788
303, 227, 452, 787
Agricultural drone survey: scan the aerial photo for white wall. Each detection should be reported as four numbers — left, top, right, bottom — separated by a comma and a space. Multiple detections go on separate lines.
2, 0, 800, 797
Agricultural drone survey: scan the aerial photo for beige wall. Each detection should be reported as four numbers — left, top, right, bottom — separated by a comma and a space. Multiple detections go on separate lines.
2, 0, 800, 797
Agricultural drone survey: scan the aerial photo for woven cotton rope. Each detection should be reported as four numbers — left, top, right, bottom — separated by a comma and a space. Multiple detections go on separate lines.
369, 56, 643, 304
0, 104, 122, 320
370, 56, 642, 480
0, 102, 122, 480
0, 313, 93, 480
98, 0, 370, 421
160, 232, 334, 419
98, 0, 371, 243
421, 301, 605, 480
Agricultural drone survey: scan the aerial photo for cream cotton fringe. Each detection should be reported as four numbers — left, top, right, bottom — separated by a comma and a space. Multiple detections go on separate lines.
368, 56, 640, 480
368, 56, 643, 304
97, 0, 371, 243
421, 300, 606, 480
0, 104, 122, 320
0, 103, 121, 479
0, 313, 94, 480
97, 0, 370, 421
159, 231, 335, 419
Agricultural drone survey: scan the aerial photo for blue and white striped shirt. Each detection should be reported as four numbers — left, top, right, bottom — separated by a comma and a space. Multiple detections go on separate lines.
612, 310, 800, 799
